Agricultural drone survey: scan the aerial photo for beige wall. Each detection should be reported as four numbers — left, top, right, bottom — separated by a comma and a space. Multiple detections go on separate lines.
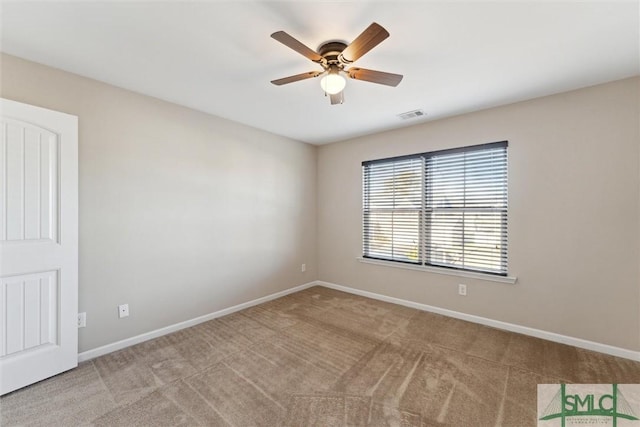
0, 54, 317, 352
3, 52, 638, 354
317, 77, 640, 351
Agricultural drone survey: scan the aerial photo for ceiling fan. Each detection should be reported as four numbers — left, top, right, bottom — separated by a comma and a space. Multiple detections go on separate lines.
270, 23, 403, 105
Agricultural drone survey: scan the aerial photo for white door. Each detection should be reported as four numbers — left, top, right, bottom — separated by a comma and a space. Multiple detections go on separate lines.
0, 98, 78, 395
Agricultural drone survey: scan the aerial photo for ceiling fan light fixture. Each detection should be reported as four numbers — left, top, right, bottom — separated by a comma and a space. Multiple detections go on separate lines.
271, 23, 402, 104
320, 72, 346, 95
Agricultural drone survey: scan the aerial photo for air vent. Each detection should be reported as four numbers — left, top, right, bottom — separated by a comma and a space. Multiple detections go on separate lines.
397, 109, 425, 120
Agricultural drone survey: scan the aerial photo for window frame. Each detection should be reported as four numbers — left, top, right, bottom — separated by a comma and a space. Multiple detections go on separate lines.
362, 141, 508, 277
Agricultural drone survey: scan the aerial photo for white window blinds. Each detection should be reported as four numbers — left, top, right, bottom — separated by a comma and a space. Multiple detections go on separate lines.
363, 141, 508, 276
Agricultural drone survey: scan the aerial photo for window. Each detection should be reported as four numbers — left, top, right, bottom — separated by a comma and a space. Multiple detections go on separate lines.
363, 141, 508, 276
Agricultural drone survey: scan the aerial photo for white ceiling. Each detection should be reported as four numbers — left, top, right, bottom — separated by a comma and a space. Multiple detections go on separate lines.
1, 1, 638, 145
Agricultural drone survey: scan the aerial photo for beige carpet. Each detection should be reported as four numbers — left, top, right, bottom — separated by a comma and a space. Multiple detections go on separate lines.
1, 286, 639, 426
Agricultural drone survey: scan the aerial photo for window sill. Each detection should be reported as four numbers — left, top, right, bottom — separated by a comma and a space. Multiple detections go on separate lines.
357, 257, 517, 284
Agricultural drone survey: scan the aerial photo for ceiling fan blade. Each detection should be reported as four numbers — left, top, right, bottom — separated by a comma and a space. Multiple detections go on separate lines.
271, 31, 323, 63
339, 23, 389, 64
347, 68, 403, 87
271, 71, 322, 86
329, 91, 344, 105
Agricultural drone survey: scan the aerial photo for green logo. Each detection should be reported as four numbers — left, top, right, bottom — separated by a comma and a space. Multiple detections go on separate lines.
538, 384, 639, 427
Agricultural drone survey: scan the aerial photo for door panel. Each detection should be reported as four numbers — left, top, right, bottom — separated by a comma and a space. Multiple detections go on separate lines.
1, 119, 58, 243
1, 271, 58, 357
0, 98, 77, 395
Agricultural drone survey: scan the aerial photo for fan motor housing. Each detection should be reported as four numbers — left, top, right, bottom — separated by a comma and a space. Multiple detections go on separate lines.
318, 41, 347, 65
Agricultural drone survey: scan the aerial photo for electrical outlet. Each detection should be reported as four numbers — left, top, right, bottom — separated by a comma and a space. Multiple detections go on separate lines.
301, 263, 306, 272
78, 312, 86, 328
118, 304, 129, 318
458, 284, 467, 296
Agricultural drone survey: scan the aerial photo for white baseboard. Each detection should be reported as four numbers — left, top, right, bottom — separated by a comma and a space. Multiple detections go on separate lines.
79, 279, 639, 363
78, 281, 317, 362
316, 280, 640, 362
